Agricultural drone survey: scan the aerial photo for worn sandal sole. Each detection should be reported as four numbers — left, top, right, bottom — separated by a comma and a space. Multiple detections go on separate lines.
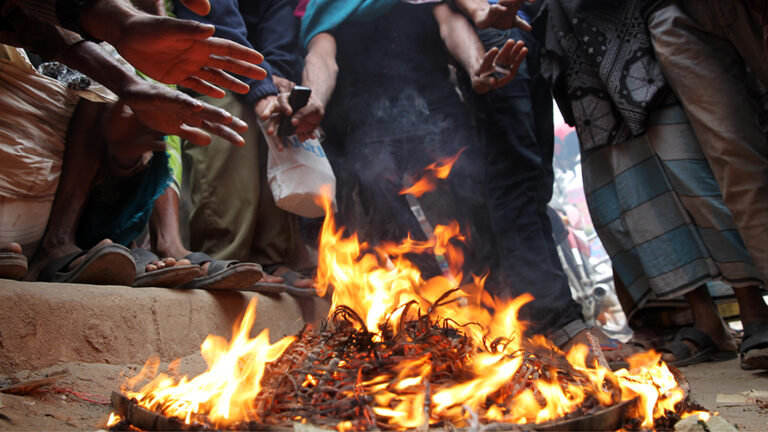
0, 252, 27, 280
132, 265, 202, 288
64, 245, 135, 286
180, 264, 263, 291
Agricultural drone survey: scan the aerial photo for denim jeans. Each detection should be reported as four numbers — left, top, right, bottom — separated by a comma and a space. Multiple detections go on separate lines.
476, 28, 583, 335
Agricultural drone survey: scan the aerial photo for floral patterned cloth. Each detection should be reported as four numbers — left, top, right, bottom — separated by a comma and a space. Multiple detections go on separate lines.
535, 0, 674, 151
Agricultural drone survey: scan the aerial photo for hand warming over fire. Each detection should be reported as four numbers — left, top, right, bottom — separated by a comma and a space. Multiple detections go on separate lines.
472, 39, 528, 94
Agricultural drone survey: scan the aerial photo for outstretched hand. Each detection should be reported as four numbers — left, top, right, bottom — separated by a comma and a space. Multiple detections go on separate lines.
112, 15, 266, 97
472, 39, 527, 94
120, 80, 247, 147
475, 0, 534, 31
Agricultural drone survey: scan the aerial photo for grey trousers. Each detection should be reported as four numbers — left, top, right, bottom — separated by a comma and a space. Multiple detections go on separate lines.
649, 0, 768, 280
182, 92, 296, 266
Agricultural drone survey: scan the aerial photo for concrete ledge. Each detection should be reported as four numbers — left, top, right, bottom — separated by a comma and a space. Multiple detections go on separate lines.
0, 279, 329, 374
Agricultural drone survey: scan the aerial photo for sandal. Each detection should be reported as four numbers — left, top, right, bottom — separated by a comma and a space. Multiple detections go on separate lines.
740, 321, 768, 370
661, 327, 737, 367
0, 250, 27, 280
249, 265, 318, 296
131, 249, 201, 288
38, 243, 135, 285
178, 252, 263, 291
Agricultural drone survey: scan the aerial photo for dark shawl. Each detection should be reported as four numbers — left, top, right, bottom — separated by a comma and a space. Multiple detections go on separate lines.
535, 0, 673, 151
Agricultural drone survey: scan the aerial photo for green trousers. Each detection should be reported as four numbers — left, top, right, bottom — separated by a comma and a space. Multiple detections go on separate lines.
182, 92, 296, 266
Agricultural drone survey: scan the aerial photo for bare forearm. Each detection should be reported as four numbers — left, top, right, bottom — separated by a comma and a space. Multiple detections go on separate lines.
434, 4, 485, 76
301, 34, 338, 107
452, 0, 488, 25
56, 39, 142, 98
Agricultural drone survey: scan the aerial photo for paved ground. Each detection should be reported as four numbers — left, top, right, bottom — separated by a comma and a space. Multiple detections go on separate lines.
681, 357, 768, 431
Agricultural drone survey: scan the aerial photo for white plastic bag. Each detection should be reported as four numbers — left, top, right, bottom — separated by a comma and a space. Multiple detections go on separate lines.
263, 129, 336, 218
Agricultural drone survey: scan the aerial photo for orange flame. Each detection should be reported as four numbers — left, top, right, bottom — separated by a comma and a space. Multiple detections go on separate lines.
118, 300, 295, 427
399, 148, 466, 198
113, 164, 689, 430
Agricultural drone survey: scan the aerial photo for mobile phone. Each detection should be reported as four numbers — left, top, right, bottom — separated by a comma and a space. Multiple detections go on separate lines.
278, 85, 312, 137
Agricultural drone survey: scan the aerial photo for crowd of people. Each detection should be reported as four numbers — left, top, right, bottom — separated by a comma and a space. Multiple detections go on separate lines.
1, 0, 768, 371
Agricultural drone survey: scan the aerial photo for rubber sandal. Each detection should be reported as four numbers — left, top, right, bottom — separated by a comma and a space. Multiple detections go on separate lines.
0, 251, 27, 280
178, 252, 262, 291
661, 327, 737, 367
740, 321, 768, 370
38, 243, 135, 286
131, 249, 201, 288
280, 269, 318, 297
251, 264, 317, 297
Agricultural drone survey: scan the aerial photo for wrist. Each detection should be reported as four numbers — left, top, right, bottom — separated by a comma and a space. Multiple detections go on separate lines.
80, 0, 139, 43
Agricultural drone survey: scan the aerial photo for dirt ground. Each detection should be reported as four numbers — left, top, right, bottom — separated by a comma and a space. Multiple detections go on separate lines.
1, 353, 766, 431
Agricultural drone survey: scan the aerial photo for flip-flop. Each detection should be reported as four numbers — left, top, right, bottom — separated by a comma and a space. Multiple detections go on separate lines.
740, 321, 768, 370
251, 265, 318, 297
178, 252, 263, 291
661, 327, 737, 367
38, 243, 136, 285
0, 251, 27, 280
280, 269, 319, 297
131, 249, 201, 288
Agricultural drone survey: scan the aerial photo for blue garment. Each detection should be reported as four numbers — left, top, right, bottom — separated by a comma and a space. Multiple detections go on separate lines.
174, 0, 301, 106
77, 152, 172, 249
300, 0, 399, 48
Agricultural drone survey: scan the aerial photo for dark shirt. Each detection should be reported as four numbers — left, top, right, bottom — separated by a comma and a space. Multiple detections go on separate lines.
173, 0, 301, 106
325, 2, 462, 140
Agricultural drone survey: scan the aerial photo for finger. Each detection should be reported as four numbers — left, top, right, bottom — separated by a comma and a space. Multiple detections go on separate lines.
278, 93, 293, 116
258, 99, 279, 121
177, 124, 212, 146
192, 66, 250, 94
265, 116, 280, 136
207, 55, 267, 82
291, 104, 323, 126
193, 101, 234, 125
478, 47, 499, 77
206, 37, 265, 67
201, 120, 245, 146
180, 76, 226, 99
124, 85, 204, 115
179, 0, 211, 15
496, 39, 516, 66
516, 16, 532, 32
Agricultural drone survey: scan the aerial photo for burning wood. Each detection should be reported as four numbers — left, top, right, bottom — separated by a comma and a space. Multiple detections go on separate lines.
109, 195, 693, 431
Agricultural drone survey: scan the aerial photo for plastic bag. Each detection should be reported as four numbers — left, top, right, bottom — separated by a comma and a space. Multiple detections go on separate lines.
262, 128, 336, 218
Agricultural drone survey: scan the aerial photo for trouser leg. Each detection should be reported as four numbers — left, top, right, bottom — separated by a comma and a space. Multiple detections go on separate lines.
649, 0, 768, 279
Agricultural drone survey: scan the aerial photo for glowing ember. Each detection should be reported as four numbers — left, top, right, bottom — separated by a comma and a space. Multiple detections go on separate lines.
111, 173, 696, 431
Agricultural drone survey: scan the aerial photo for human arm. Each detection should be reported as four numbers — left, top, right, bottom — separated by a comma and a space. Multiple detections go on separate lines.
58, 39, 247, 146
13, 0, 267, 97
434, 3, 527, 94
452, 0, 533, 30
290, 32, 338, 143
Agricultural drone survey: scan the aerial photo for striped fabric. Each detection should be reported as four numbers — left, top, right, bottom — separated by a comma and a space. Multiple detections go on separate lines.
582, 104, 764, 317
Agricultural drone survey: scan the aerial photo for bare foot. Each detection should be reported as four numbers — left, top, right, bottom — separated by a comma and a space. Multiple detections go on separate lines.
1, 242, 23, 254
142, 256, 192, 273
268, 265, 314, 288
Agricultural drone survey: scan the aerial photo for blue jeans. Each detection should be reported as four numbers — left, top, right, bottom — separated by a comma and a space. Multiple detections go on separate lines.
477, 28, 583, 335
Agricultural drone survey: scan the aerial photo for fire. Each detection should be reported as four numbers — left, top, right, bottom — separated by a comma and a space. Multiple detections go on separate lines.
112, 159, 691, 430
119, 300, 295, 427
399, 148, 466, 198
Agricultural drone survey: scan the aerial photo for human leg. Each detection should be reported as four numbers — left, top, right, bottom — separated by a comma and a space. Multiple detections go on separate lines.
649, 1, 768, 280
477, 27, 582, 335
